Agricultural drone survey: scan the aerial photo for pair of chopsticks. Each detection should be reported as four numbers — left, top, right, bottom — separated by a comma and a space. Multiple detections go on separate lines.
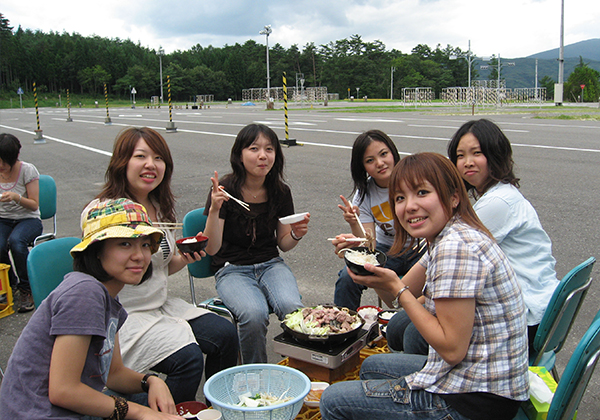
327, 237, 368, 242
353, 211, 375, 251
154, 222, 183, 230
219, 186, 250, 211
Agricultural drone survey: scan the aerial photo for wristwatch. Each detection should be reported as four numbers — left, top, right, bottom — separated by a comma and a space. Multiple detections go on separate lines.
391, 285, 409, 309
141, 373, 159, 392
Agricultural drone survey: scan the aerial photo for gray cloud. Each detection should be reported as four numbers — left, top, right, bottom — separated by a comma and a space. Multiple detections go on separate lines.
4, 0, 598, 58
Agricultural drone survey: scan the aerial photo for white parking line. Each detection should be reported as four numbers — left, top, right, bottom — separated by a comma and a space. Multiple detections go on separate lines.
0, 125, 112, 156
4, 119, 600, 157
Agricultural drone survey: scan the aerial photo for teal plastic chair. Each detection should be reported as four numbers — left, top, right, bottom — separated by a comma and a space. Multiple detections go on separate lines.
514, 308, 600, 420
182, 208, 236, 323
530, 257, 596, 379
27, 237, 80, 307
33, 174, 58, 246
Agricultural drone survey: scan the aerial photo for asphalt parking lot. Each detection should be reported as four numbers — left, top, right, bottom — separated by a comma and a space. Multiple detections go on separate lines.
0, 102, 599, 415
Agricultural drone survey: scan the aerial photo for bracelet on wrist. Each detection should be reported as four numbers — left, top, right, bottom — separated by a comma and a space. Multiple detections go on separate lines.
141, 372, 159, 392
391, 285, 409, 309
16, 194, 21, 205
105, 395, 128, 420
290, 230, 302, 241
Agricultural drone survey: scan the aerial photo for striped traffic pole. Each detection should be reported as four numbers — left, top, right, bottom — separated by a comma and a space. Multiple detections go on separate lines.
66, 89, 73, 122
33, 82, 45, 144
104, 83, 111, 124
279, 72, 296, 146
166, 75, 177, 132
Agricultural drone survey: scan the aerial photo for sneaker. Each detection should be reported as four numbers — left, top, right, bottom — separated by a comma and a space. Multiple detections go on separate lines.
17, 290, 34, 313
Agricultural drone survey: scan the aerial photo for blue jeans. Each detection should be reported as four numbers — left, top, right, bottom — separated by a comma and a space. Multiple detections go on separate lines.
320, 353, 470, 420
215, 256, 303, 364
0, 217, 43, 292
334, 242, 424, 310
152, 312, 239, 403
386, 308, 429, 354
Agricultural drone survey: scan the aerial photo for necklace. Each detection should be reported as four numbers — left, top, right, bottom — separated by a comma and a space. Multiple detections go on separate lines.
243, 186, 261, 199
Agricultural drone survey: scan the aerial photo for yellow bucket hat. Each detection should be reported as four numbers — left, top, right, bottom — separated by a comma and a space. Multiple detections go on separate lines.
71, 198, 164, 256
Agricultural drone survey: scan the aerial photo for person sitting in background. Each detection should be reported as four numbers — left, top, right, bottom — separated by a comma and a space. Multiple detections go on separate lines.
203, 123, 308, 364
332, 130, 424, 311
0, 133, 43, 313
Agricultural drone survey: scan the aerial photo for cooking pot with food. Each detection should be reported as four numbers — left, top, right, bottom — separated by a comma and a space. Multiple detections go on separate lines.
281, 305, 365, 344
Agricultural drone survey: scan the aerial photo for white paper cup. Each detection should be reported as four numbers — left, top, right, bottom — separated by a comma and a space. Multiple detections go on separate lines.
196, 408, 222, 420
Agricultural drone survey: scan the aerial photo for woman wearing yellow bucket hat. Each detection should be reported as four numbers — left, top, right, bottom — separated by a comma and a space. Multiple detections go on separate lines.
0, 198, 185, 419
83, 127, 239, 404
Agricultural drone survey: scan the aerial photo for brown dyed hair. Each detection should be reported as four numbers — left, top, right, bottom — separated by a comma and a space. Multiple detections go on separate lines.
388, 152, 492, 255
97, 127, 176, 223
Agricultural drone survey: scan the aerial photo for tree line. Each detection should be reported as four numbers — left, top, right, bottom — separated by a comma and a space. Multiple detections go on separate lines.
0, 13, 597, 102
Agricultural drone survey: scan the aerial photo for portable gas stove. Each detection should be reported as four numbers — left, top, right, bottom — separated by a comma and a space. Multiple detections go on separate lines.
273, 323, 380, 381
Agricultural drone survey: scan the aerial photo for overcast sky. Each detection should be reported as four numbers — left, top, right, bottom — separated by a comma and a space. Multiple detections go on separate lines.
3, 0, 598, 58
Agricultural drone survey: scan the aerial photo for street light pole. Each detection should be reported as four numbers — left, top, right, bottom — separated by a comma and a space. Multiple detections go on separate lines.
467, 40, 472, 88
390, 67, 395, 100
449, 40, 474, 87
158, 46, 164, 104
259, 25, 272, 102
556, 0, 565, 105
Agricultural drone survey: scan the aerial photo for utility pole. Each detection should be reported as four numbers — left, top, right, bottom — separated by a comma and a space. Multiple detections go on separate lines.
259, 25, 272, 105
158, 46, 164, 104
449, 40, 474, 87
390, 67, 395, 100
555, 0, 565, 105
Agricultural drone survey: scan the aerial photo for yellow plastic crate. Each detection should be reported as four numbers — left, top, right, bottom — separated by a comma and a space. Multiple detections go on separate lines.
279, 338, 389, 420
0, 263, 14, 319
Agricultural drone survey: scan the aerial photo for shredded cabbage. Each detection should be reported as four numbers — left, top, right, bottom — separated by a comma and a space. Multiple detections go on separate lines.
237, 392, 292, 407
284, 305, 360, 336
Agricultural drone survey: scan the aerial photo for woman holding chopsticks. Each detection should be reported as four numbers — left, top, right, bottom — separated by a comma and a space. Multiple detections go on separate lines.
332, 130, 425, 312
82, 127, 239, 403
203, 123, 309, 364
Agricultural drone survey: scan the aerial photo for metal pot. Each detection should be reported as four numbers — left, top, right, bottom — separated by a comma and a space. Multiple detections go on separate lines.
281, 305, 365, 345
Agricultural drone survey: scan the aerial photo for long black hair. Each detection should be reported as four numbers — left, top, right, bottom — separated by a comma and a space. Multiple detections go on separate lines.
221, 123, 288, 218
350, 130, 400, 204
447, 119, 519, 196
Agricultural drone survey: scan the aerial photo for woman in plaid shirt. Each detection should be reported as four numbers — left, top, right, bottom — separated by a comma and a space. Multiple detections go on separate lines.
321, 152, 528, 420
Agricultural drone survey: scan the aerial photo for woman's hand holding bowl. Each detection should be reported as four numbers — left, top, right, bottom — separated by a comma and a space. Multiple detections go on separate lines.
177, 248, 205, 263
290, 213, 310, 239
348, 264, 403, 297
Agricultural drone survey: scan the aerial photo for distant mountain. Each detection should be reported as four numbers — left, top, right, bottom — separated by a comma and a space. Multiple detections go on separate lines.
475, 39, 600, 89
527, 38, 600, 61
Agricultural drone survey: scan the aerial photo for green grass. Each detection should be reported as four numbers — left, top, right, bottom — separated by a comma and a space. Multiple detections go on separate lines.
534, 114, 600, 121
3, 94, 600, 121
0, 93, 199, 110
